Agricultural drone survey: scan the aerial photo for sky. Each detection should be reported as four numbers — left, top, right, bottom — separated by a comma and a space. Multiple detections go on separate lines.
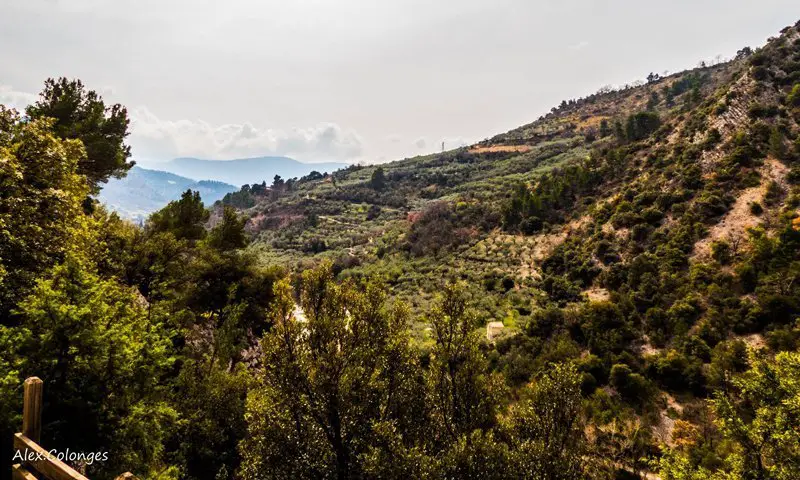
2, 0, 800, 165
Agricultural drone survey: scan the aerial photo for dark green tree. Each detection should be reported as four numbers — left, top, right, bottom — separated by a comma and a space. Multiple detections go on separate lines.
208, 206, 248, 251
26, 78, 133, 192
658, 351, 800, 480
0, 108, 89, 321
370, 167, 387, 190
503, 363, 586, 480
599, 119, 612, 137
625, 112, 661, 141
272, 174, 285, 191
768, 127, 787, 160
5, 258, 176, 477
425, 283, 505, 442
148, 190, 210, 241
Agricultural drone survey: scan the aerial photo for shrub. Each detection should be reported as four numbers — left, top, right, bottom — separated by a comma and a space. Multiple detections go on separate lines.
787, 166, 800, 185
787, 83, 800, 108
711, 240, 732, 265
366, 204, 381, 220
610, 364, 651, 402
748, 103, 778, 119
540, 275, 582, 306
752, 65, 769, 81
302, 238, 328, 253
625, 112, 661, 141
519, 216, 543, 234
581, 301, 635, 355
646, 350, 704, 393
370, 167, 386, 190
764, 180, 783, 206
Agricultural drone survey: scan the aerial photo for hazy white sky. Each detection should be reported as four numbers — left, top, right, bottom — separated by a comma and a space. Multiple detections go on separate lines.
2, 0, 799, 164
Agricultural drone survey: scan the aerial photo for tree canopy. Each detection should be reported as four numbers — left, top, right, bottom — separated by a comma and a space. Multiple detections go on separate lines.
26, 77, 133, 192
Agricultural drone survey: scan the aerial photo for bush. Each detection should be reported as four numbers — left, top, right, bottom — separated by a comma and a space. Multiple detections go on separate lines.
540, 275, 582, 306
787, 166, 800, 185
581, 301, 635, 355
764, 181, 783, 206
748, 103, 778, 119
406, 201, 474, 256
752, 65, 769, 81
610, 364, 651, 403
646, 350, 704, 394
302, 238, 328, 253
519, 216, 543, 234
644, 307, 670, 347
366, 204, 381, 220
625, 112, 661, 141
711, 240, 732, 265
787, 83, 800, 108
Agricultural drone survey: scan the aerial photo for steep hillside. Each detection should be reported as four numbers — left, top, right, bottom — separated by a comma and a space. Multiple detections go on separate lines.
223, 32, 790, 326
216, 22, 800, 476
99, 166, 237, 221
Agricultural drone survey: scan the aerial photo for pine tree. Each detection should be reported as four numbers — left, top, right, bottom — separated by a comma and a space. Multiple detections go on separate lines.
26, 78, 133, 193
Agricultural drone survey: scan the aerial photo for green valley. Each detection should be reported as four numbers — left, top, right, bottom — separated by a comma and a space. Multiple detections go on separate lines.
2, 16, 800, 480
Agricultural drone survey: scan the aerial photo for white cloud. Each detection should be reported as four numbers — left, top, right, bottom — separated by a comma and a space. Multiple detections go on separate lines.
386, 133, 402, 143
130, 106, 364, 162
0, 84, 364, 163
0, 85, 37, 110
568, 40, 590, 50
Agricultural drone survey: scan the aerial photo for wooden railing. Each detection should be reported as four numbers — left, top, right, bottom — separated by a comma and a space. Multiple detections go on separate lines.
11, 377, 135, 480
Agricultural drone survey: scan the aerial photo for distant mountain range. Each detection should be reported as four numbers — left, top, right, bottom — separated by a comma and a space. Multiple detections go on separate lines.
98, 167, 237, 222
99, 156, 348, 221
145, 156, 349, 187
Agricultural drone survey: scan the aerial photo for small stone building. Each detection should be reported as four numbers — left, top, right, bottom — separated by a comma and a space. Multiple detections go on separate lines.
486, 321, 505, 341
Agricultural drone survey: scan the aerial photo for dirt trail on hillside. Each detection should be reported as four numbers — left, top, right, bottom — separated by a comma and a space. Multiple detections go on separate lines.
693, 158, 788, 259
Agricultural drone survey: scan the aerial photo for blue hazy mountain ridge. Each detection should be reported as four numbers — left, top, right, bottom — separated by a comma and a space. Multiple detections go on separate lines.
98, 166, 238, 221
158, 156, 349, 187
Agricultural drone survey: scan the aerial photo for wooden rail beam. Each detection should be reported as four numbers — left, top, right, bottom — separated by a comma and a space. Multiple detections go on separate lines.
11, 464, 38, 480
13, 433, 88, 480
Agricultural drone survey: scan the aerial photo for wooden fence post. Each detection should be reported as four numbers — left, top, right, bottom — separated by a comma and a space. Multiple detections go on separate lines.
22, 377, 43, 444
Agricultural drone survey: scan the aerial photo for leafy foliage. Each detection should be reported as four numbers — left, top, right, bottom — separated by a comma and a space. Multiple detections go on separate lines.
0, 109, 89, 321
4, 21, 800, 480
26, 78, 133, 192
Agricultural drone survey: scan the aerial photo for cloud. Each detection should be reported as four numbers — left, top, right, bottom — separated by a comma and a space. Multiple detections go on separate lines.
386, 133, 402, 143
130, 108, 364, 162
0, 84, 364, 162
568, 40, 590, 51
414, 137, 427, 149
0, 85, 37, 110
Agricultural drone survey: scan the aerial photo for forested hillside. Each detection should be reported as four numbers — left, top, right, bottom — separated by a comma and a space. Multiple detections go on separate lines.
99, 166, 237, 221
1, 20, 800, 480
